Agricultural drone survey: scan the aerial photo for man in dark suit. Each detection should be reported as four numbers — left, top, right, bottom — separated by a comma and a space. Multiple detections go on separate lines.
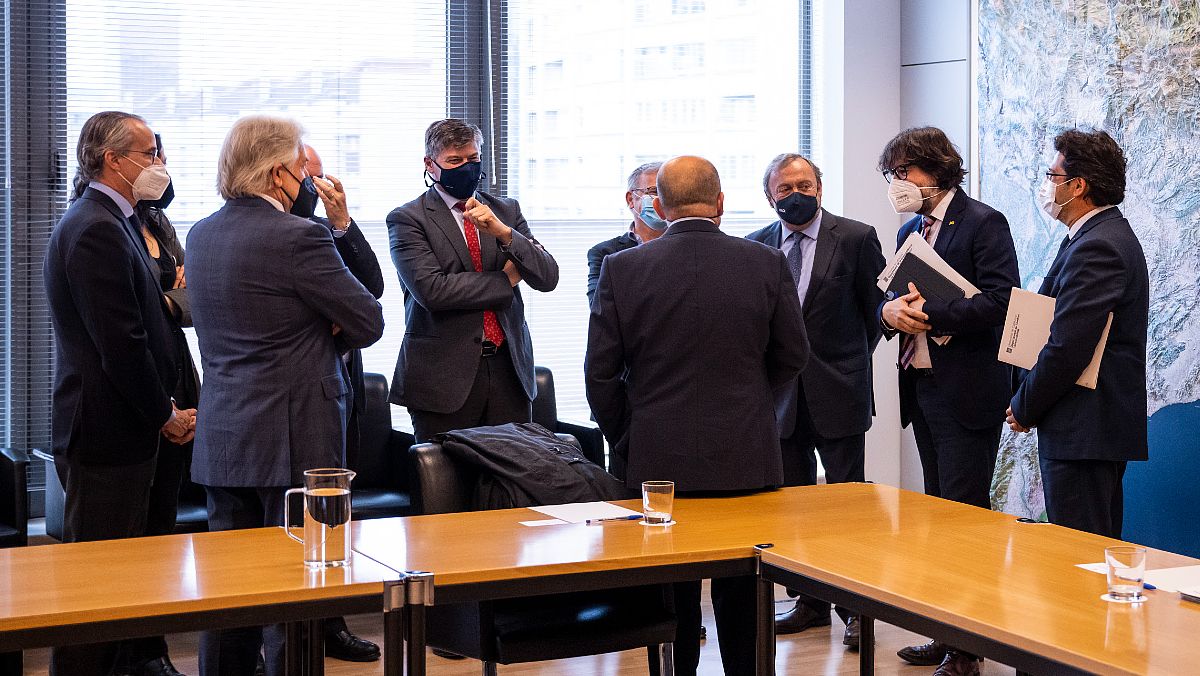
1007, 129, 1148, 540
187, 115, 384, 676
585, 161, 666, 304
302, 144, 384, 664
877, 127, 1019, 676
586, 156, 808, 676
44, 111, 195, 676
388, 118, 559, 442
747, 153, 885, 648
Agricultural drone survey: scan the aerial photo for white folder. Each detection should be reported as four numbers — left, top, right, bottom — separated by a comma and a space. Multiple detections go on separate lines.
998, 287, 1112, 390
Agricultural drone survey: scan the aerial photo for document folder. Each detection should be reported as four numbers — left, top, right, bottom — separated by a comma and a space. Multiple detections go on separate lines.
999, 287, 1112, 390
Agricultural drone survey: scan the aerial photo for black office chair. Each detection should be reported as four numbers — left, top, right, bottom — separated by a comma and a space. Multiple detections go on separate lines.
349, 372, 414, 520
532, 366, 607, 469
1, 447, 29, 673
409, 440, 676, 675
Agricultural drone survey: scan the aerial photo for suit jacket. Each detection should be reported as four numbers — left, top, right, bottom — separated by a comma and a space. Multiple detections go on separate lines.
314, 216, 385, 419
1010, 208, 1148, 462
747, 209, 886, 439
186, 197, 384, 487
387, 187, 559, 413
879, 189, 1020, 430
585, 218, 809, 491
586, 228, 638, 304
43, 187, 178, 465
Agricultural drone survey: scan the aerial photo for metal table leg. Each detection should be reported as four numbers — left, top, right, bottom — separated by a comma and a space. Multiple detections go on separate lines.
405, 572, 434, 676
755, 546, 776, 676
383, 579, 406, 676
859, 615, 875, 675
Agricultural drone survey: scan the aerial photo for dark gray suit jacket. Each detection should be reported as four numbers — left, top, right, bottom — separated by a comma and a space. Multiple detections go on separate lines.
186, 197, 384, 487
1010, 207, 1148, 462
586, 228, 638, 304
746, 210, 886, 439
387, 187, 559, 414
585, 218, 809, 491
44, 187, 178, 465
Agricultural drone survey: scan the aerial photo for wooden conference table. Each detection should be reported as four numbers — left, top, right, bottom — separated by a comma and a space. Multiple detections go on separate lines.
0, 524, 405, 676
354, 483, 1200, 676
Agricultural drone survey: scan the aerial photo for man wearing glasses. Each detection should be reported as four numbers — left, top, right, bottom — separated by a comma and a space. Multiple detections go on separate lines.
876, 127, 1019, 676
45, 111, 195, 676
585, 162, 666, 305
1007, 130, 1148, 540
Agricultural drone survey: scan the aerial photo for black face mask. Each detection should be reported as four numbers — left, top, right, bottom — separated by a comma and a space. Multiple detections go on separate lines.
283, 168, 320, 219
428, 160, 484, 200
774, 191, 820, 226
141, 179, 175, 210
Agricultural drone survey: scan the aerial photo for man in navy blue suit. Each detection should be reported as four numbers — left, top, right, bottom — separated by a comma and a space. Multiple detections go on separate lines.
877, 127, 1020, 676
1007, 129, 1148, 540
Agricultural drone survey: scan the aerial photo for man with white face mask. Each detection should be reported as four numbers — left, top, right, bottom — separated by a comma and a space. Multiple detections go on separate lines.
44, 111, 195, 676
585, 162, 666, 305
1008, 129, 1148, 540
876, 127, 1019, 676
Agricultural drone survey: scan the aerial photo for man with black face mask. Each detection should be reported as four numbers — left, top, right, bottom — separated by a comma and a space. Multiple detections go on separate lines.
746, 153, 885, 649
387, 118, 559, 442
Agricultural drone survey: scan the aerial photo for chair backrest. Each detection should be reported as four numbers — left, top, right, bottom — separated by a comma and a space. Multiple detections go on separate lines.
408, 442, 477, 515
0, 448, 29, 548
532, 366, 556, 431
352, 372, 395, 488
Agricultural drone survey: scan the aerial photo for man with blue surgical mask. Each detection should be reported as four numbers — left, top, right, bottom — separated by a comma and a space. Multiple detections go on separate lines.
746, 153, 886, 651
585, 162, 666, 305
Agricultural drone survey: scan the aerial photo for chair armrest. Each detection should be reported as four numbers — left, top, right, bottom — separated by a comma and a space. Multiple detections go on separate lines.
555, 420, 607, 470
0, 448, 29, 545
387, 428, 417, 492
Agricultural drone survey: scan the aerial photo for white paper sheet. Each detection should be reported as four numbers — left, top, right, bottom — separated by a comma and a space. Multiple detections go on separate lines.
519, 518, 567, 527
999, 288, 1111, 389
877, 233, 981, 347
527, 501, 641, 524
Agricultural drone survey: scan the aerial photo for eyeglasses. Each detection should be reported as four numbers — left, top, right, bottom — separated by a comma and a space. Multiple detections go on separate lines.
1045, 172, 1070, 179
631, 187, 658, 196
881, 163, 912, 184
123, 148, 162, 162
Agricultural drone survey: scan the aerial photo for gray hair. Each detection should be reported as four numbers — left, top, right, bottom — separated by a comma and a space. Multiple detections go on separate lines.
626, 162, 663, 190
762, 153, 823, 194
425, 118, 484, 159
217, 115, 305, 200
72, 111, 145, 200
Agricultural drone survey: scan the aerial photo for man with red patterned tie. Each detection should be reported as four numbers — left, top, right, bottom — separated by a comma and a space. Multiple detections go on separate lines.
387, 118, 559, 442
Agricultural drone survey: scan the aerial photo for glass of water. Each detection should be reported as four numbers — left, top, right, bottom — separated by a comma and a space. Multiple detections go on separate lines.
641, 481, 675, 526
1103, 545, 1147, 603
284, 468, 356, 568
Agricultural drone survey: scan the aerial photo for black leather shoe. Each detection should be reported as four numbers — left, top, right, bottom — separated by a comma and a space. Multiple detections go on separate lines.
324, 629, 380, 662
774, 601, 831, 635
129, 656, 185, 676
842, 616, 860, 651
897, 639, 950, 666
931, 650, 982, 676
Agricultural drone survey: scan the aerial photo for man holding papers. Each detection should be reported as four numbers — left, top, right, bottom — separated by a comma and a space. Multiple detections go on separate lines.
1007, 129, 1149, 541
877, 127, 1019, 675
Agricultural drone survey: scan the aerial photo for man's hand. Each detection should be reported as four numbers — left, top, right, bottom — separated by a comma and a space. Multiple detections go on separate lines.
881, 283, 932, 334
172, 265, 186, 289
503, 260, 521, 287
1006, 406, 1031, 433
464, 197, 513, 245
162, 405, 197, 444
313, 174, 351, 231
332, 323, 342, 336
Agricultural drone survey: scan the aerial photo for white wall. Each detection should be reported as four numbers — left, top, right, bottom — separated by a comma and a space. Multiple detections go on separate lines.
815, 0, 903, 486
816, 0, 973, 491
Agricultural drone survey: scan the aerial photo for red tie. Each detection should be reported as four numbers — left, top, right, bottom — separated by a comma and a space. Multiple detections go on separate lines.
456, 201, 505, 347
899, 216, 938, 369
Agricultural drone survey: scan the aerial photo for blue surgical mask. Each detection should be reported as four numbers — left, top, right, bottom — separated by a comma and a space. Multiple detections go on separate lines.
639, 194, 668, 231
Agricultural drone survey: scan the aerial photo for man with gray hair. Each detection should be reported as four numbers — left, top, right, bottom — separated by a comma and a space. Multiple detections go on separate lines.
44, 110, 195, 676
747, 153, 886, 648
387, 118, 558, 442
586, 155, 808, 676
585, 161, 666, 304
187, 114, 384, 676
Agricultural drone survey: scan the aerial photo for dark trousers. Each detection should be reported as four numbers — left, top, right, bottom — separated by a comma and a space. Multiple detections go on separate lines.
50, 453, 157, 676
910, 375, 1000, 509
410, 345, 532, 443
673, 576, 757, 676
1040, 456, 1127, 539
779, 396, 863, 624
199, 486, 288, 676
